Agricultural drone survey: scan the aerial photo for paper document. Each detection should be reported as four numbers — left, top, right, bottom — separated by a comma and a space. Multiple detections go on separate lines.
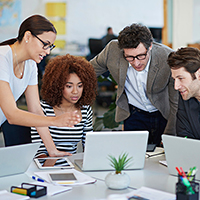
130, 187, 175, 200
0, 190, 30, 200
31, 181, 72, 196
34, 169, 96, 186
106, 186, 175, 200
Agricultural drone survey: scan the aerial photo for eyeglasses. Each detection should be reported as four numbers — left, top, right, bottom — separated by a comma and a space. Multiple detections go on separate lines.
32, 33, 55, 51
124, 50, 148, 62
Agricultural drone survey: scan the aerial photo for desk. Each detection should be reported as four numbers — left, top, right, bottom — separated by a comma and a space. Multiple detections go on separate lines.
0, 150, 193, 199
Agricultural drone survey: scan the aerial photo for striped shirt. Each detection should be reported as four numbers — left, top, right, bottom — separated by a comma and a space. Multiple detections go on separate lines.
31, 101, 93, 157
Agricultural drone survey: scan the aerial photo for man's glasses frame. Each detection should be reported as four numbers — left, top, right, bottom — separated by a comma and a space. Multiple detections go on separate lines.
32, 33, 55, 51
124, 50, 148, 62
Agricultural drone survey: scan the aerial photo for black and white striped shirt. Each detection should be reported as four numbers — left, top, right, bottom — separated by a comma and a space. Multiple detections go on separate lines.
31, 101, 93, 157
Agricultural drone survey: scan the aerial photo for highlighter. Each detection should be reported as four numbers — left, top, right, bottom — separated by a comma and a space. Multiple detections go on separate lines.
12, 188, 27, 195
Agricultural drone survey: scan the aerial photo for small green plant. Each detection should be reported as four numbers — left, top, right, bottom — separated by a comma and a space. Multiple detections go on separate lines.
108, 152, 133, 174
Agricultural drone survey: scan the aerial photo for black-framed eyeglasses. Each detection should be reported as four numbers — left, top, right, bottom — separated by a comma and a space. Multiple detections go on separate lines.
32, 33, 55, 51
124, 50, 148, 62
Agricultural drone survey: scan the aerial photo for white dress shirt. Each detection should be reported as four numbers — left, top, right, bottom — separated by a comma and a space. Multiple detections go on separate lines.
124, 57, 158, 112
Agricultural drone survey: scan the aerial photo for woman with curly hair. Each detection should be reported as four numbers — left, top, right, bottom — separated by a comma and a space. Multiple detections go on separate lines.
31, 54, 97, 157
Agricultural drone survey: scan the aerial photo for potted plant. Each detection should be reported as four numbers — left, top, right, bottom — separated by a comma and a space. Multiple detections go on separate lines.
105, 152, 132, 190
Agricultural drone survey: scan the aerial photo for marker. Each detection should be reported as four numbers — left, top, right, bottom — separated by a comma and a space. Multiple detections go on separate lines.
12, 188, 27, 195
190, 167, 198, 181
180, 176, 195, 194
32, 176, 45, 182
175, 167, 182, 176
180, 167, 187, 178
187, 167, 193, 176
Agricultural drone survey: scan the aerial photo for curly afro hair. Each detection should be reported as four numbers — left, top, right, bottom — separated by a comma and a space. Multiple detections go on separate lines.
41, 54, 97, 108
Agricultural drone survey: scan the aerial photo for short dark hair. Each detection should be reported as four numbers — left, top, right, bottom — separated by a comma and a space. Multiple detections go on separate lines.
167, 47, 200, 79
0, 14, 56, 46
118, 23, 153, 50
41, 54, 97, 108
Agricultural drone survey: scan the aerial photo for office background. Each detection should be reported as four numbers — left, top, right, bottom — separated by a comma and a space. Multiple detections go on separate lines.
0, 0, 200, 146
1, 0, 200, 52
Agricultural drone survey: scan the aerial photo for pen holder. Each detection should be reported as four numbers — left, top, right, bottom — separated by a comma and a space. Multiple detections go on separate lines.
176, 174, 199, 200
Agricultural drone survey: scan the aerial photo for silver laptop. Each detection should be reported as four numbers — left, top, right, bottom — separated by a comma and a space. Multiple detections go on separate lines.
162, 135, 200, 180
0, 142, 40, 177
75, 131, 148, 171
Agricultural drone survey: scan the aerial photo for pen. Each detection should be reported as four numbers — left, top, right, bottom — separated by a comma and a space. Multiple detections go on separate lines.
32, 175, 45, 182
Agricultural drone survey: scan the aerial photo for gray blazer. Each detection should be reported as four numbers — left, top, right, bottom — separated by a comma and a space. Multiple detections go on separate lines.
90, 40, 178, 135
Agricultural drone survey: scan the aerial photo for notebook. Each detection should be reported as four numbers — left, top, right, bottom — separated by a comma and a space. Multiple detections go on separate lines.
162, 135, 200, 180
0, 142, 40, 177
75, 131, 148, 171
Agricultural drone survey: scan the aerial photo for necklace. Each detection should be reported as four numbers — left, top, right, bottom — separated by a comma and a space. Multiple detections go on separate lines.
13, 44, 24, 77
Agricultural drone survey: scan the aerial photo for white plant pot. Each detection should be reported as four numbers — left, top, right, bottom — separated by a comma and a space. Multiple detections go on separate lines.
105, 171, 130, 190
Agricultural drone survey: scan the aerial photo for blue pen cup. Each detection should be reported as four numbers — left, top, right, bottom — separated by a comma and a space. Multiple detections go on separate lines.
176, 175, 199, 200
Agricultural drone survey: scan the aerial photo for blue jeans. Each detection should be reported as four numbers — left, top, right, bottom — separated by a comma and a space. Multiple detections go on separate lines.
124, 105, 167, 146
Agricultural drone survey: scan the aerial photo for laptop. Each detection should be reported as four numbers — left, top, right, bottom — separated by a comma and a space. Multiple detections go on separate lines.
0, 142, 40, 177
75, 131, 148, 171
162, 135, 200, 180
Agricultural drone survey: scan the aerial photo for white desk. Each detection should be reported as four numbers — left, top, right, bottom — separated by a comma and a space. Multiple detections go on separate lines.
0, 150, 197, 199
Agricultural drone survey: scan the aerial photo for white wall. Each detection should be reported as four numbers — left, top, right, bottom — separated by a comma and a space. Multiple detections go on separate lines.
172, 0, 200, 50
172, 0, 193, 50
0, 0, 163, 46
66, 0, 163, 45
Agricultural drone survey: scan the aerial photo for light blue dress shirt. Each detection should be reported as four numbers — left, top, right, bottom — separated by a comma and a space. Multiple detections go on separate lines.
124, 57, 158, 112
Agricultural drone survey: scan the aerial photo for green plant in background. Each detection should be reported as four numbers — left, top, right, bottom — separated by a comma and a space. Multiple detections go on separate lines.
93, 74, 123, 130
108, 152, 133, 174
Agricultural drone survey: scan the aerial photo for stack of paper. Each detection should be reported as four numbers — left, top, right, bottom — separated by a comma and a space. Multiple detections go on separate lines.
106, 187, 175, 200
0, 190, 30, 200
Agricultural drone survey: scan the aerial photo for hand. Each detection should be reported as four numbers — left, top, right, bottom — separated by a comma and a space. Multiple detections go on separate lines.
49, 149, 72, 157
54, 110, 81, 127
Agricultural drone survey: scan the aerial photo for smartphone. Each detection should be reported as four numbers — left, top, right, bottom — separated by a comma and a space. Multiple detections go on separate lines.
48, 173, 77, 185
34, 157, 74, 169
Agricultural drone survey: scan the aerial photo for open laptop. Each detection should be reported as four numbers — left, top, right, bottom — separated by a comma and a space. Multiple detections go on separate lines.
0, 142, 40, 177
75, 131, 148, 171
162, 135, 200, 180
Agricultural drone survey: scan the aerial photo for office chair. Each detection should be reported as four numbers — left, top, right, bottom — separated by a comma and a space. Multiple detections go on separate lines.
86, 38, 104, 61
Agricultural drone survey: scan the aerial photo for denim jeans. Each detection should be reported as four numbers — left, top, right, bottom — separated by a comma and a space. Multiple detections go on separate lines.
124, 105, 167, 146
